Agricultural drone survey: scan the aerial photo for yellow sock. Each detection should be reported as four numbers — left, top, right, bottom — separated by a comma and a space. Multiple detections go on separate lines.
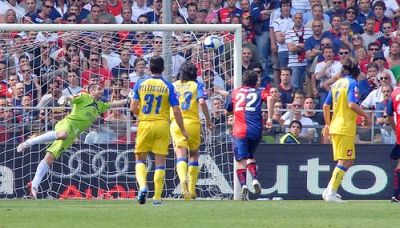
153, 167, 165, 200
176, 159, 188, 184
328, 165, 347, 193
135, 162, 147, 190
188, 161, 199, 196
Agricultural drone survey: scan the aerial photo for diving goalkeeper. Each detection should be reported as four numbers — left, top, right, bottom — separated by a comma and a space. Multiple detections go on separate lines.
17, 84, 130, 199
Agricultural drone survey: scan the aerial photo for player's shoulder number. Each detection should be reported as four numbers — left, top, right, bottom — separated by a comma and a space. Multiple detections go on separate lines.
235, 91, 258, 112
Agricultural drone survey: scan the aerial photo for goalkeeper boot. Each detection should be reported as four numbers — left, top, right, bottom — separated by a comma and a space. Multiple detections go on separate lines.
252, 179, 262, 195
240, 185, 249, 201
17, 140, 32, 153
137, 187, 148, 205
181, 181, 190, 201
27, 182, 38, 199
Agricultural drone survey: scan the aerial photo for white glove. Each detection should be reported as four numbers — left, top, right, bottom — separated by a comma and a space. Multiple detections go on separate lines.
58, 96, 69, 106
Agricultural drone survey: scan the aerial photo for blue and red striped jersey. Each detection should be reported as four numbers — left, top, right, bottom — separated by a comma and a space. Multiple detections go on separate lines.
226, 86, 268, 138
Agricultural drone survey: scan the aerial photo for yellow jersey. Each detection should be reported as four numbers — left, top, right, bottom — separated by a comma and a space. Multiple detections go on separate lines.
133, 76, 179, 121
325, 76, 359, 137
171, 80, 206, 122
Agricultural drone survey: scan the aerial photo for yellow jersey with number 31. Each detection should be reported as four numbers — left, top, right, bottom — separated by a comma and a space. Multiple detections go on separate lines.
324, 75, 359, 137
171, 80, 206, 122
133, 76, 179, 121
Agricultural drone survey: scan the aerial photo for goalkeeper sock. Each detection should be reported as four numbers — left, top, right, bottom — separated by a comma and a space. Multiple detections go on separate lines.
246, 162, 258, 179
135, 161, 147, 190
394, 169, 400, 199
32, 160, 50, 189
28, 131, 57, 145
327, 165, 347, 194
236, 169, 247, 187
153, 166, 165, 201
176, 158, 188, 185
188, 161, 199, 196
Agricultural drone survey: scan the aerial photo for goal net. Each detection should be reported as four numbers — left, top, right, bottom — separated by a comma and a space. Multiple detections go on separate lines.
0, 24, 242, 200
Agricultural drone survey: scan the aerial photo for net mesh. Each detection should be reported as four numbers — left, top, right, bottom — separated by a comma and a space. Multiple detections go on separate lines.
0, 28, 236, 199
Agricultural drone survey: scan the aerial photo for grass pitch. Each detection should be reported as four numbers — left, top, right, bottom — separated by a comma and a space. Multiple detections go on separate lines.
0, 199, 399, 228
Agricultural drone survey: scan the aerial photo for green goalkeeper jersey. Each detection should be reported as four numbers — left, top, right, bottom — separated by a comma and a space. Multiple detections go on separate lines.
64, 93, 110, 131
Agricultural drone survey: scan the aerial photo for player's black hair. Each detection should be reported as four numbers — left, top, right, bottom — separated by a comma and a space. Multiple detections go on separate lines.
342, 58, 360, 79
242, 70, 258, 87
149, 56, 164, 74
87, 83, 100, 94
289, 120, 302, 130
180, 61, 198, 81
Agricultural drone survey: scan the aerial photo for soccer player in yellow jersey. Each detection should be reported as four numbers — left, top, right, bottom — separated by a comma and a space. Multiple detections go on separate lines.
16, 84, 130, 199
322, 58, 371, 202
130, 56, 188, 205
170, 62, 213, 200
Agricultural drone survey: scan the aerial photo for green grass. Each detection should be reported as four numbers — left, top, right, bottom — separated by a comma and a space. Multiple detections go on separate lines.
0, 200, 399, 228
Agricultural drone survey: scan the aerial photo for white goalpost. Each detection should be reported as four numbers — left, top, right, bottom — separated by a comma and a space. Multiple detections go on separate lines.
0, 24, 242, 200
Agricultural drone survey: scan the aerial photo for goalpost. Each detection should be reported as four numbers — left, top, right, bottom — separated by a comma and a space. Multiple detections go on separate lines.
0, 24, 243, 200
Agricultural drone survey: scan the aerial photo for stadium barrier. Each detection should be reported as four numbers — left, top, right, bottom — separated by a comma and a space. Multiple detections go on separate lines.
0, 144, 395, 200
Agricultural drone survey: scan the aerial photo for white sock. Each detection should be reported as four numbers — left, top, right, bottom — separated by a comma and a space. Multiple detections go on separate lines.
31, 160, 50, 189
28, 131, 57, 146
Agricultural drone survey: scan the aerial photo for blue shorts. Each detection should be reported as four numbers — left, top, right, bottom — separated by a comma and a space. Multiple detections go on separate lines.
391, 144, 400, 160
232, 136, 261, 161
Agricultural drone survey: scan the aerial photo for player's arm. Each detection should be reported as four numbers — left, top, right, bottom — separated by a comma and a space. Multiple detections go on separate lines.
172, 105, 188, 140
322, 91, 332, 138
386, 100, 396, 132
130, 99, 139, 116
109, 96, 131, 108
199, 97, 214, 129
348, 81, 371, 126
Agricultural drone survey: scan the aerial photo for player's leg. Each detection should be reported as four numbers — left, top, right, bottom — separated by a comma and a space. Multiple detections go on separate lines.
232, 136, 250, 200
29, 125, 76, 199
171, 121, 189, 200
135, 152, 149, 204
390, 144, 400, 202
246, 137, 262, 195
186, 121, 201, 200
17, 119, 71, 152
188, 149, 199, 199
324, 135, 354, 202
29, 152, 56, 198
152, 120, 170, 205
134, 121, 154, 204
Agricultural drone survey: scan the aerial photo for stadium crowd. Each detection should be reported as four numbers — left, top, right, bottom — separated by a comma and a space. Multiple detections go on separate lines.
0, 0, 398, 144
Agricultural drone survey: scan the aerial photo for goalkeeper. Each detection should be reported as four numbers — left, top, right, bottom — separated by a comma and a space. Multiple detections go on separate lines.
17, 84, 130, 199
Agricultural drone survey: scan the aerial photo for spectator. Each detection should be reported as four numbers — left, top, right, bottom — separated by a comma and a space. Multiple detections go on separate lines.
111, 49, 135, 77
374, 51, 397, 87
283, 99, 316, 143
62, 71, 83, 97
263, 100, 284, 143
357, 0, 374, 27
326, 0, 345, 20
351, 34, 365, 53
305, 4, 331, 32
19, 64, 41, 104
31, 0, 55, 24
106, 0, 122, 17
362, 62, 392, 109
270, 0, 293, 83
278, 67, 294, 107
373, 1, 396, 33
210, 96, 226, 143
314, 45, 342, 106
100, 35, 121, 70
302, 97, 324, 142
81, 53, 112, 87
286, 12, 313, 91
36, 77, 63, 108
146, 0, 162, 24
129, 57, 148, 86
280, 120, 302, 144
17, 95, 38, 124
345, 7, 364, 34
241, 47, 256, 72
305, 19, 324, 64
132, 0, 152, 22
323, 15, 341, 40
375, 83, 396, 144
116, 5, 134, 24
376, 21, 394, 50
24, 0, 38, 17
361, 17, 380, 49
67, 1, 90, 23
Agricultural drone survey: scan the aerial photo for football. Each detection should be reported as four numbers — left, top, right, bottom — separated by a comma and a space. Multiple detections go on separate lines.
203, 35, 223, 50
